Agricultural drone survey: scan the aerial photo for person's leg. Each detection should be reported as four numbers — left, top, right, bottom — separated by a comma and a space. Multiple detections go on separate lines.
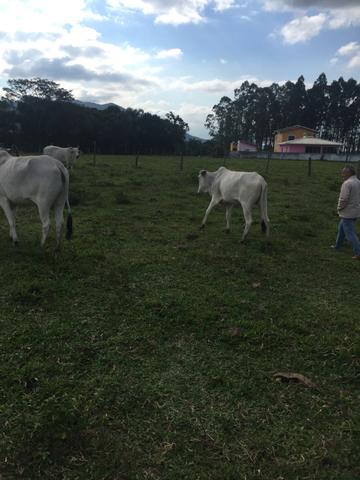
335, 219, 345, 249
342, 218, 360, 256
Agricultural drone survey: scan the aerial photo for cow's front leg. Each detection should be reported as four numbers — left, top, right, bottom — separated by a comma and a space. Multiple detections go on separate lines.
200, 196, 220, 229
0, 199, 18, 244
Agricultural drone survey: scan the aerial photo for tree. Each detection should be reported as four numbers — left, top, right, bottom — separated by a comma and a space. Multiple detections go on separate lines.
0, 99, 18, 146
165, 111, 189, 154
2, 78, 74, 103
205, 96, 235, 155
205, 74, 360, 153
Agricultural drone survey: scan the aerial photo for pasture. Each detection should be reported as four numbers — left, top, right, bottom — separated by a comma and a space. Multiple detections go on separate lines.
0, 155, 359, 480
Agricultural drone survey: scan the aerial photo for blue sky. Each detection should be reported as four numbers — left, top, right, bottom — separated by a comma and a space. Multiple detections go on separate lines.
0, 0, 359, 138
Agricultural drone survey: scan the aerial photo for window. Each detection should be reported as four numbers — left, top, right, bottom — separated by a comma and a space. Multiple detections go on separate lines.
305, 146, 321, 154
288, 135, 295, 141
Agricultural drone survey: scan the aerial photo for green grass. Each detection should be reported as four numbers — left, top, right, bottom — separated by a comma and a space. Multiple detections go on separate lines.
0, 155, 359, 479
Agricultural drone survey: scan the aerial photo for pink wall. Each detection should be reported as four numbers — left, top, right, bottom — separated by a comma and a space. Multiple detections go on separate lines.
280, 144, 305, 153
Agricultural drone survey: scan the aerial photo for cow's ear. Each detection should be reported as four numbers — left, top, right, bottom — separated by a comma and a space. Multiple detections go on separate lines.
200, 170, 207, 176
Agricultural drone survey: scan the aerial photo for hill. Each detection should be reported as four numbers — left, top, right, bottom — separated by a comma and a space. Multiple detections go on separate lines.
75, 100, 124, 111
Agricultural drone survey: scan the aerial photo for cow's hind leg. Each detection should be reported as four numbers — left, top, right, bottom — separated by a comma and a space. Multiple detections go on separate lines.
0, 199, 18, 244
241, 206, 253, 243
37, 204, 51, 247
225, 204, 234, 233
54, 200, 65, 251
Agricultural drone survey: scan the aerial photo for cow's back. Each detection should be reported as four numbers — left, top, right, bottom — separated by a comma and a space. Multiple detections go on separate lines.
217, 170, 264, 204
1, 155, 64, 203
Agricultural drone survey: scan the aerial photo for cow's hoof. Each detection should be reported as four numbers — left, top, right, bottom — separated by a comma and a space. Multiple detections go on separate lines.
199, 224, 205, 230
225, 229, 230, 234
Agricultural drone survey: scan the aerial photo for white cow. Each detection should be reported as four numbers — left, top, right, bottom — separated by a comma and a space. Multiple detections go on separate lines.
43, 145, 80, 169
198, 166, 270, 241
0, 150, 72, 249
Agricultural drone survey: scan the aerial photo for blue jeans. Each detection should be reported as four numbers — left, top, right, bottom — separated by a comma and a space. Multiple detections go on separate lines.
335, 218, 360, 256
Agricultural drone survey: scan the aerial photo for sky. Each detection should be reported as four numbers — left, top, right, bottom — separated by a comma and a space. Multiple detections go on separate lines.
0, 0, 359, 139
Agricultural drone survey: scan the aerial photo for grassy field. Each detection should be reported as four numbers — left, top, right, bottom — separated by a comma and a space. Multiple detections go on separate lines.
0, 155, 359, 480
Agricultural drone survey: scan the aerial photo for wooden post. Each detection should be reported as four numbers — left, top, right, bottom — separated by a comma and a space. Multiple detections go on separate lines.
135, 153, 139, 168
308, 156, 312, 177
356, 160, 360, 179
180, 153, 184, 171
11, 144, 19, 156
266, 152, 271, 173
93, 140, 97, 165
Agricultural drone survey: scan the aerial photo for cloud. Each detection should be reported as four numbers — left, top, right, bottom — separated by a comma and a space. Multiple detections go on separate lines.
177, 103, 212, 137
337, 41, 360, 57
168, 75, 285, 94
262, 0, 359, 10
155, 48, 183, 59
327, 7, 360, 29
105, 0, 236, 25
333, 41, 360, 69
4, 49, 44, 66
280, 13, 327, 44
0, 0, 104, 35
61, 45, 106, 58
5, 56, 156, 89
261, 0, 360, 43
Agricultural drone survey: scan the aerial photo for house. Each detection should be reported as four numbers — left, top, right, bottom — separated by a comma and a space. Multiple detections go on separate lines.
230, 140, 257, 153
278, 137, 343, 155
273, 125, 316, 153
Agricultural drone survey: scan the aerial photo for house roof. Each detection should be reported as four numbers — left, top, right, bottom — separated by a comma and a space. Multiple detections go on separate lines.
279, 137, 343, 146
274, 125, 316, 134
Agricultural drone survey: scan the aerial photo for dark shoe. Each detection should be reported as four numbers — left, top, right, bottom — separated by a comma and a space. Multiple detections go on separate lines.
330, 245, 340, 250
352, 255, 360, 260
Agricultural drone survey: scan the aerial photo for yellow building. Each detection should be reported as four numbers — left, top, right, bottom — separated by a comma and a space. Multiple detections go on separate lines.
273, 125, 316, 153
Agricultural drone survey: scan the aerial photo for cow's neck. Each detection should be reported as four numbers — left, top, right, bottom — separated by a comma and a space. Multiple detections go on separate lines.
206, 172, 216, 194
0, 153, 11, 166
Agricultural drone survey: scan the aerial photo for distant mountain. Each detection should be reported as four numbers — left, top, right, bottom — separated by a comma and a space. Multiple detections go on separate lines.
185, 133, 208, 143
75, 100, 124, 111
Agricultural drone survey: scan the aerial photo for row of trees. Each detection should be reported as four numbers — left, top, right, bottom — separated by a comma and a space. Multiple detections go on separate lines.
205, 74, 360, 154
0, 78, 192, 155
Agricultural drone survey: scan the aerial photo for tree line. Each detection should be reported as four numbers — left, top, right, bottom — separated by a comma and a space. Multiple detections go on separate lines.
0, 78, 196, 155
205, 73, 360, 155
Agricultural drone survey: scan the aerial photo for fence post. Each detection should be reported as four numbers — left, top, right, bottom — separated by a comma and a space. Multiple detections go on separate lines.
266, 152, 271, 173
11, 144, 19, 156
135, 153, 139, 168
308, 156, 312, 177
93, 140, 97, 165
180, 153, 184, 171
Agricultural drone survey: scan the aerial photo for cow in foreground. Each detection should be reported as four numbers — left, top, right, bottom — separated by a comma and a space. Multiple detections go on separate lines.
43, 145, 80, 169
0, 150, 72, 249
197, 166, 270, 242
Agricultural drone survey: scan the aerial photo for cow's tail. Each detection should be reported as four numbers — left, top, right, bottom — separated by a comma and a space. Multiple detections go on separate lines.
66, 199, 73, 240
59, 167, 73, 240
259, 181, 270, 237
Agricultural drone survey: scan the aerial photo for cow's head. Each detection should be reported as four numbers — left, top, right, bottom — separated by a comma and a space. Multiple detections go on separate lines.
68, 147, 80, 168
72, 147, 80, 160
197, 169, 208, 193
